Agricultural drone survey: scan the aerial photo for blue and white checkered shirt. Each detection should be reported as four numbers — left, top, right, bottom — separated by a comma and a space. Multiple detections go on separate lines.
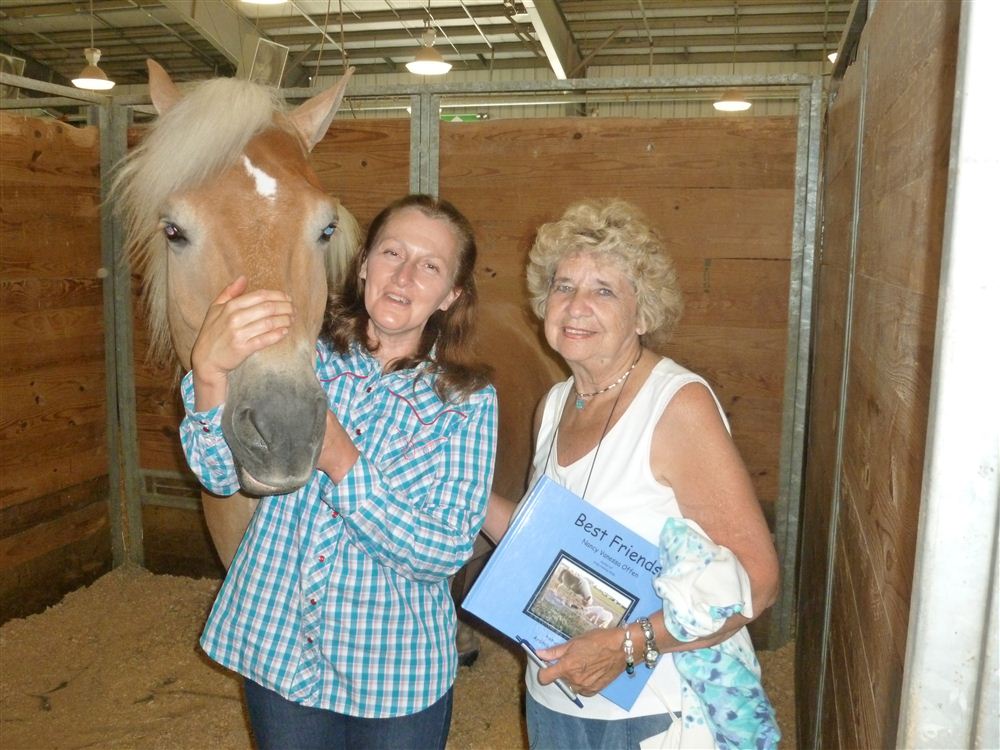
180, 342, 497, 718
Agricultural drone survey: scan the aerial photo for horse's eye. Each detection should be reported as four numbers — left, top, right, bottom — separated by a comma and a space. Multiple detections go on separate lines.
319, 220, 338, 242
163, 221, 187, 244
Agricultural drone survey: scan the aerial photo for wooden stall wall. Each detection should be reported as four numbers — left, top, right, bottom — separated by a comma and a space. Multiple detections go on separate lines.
134, 114, 800, 609
0, 115, 111, 623
796, 1, 960, 746
440, 116, 797, 530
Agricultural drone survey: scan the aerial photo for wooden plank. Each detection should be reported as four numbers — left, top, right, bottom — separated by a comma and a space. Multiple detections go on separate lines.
0, 499, 108, 571
441, 117, 797, 191
313, 119, 411, 228
0, 422, 107, 510
0, 114, 99, 184
0, 277, 103, 313
0, 359, 105, 427
859, 0, 959, 292
0, 476, 108, 540
0, 531, 111, 625
677, 257, 790, 328
0, 116, 102, 283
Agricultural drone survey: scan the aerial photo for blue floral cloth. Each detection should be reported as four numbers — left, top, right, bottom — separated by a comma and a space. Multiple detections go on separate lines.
654, 517, 781, 749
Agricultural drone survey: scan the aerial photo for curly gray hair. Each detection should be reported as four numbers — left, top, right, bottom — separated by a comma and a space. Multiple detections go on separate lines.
526, 199, 683, 346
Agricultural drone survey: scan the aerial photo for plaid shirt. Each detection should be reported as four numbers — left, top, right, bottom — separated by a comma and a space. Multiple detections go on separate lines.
180, 343, 497, 717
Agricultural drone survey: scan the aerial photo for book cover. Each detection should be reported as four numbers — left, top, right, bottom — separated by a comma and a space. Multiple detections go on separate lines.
462, 475, 664, 710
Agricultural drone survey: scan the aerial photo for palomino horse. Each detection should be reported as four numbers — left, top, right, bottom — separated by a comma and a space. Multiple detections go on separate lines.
116, 61, 359, 566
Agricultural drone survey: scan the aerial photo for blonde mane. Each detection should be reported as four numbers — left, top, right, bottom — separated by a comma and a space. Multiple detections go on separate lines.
114, 78, 292, 364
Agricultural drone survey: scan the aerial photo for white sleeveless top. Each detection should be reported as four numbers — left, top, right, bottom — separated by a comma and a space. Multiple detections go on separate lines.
524, 357, 729, 720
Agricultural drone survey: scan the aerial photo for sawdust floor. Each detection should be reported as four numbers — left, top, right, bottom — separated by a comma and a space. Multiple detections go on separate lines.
0, 567, 796, 749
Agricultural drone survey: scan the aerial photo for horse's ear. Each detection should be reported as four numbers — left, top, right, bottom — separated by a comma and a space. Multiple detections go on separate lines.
147, 59, 183, 115
288, 67, 355, 152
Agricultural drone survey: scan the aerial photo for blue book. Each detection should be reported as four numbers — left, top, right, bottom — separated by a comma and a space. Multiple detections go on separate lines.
462, 475, 662, 710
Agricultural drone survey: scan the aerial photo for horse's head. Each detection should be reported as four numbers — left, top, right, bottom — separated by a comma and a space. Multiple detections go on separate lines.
118, 61, 358, 496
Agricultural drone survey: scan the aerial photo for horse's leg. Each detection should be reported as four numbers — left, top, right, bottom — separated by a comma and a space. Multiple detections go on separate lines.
201, 492, 259, 569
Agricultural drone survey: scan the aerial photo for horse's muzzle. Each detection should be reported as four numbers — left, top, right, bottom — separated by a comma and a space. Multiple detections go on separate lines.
221, 374, 327, 496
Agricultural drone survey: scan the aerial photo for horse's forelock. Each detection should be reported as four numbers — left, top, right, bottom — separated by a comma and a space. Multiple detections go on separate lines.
114, 78, 287, 365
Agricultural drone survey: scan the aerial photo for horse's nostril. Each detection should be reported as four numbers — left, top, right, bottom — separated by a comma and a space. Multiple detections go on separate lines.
236, 406, 267, 451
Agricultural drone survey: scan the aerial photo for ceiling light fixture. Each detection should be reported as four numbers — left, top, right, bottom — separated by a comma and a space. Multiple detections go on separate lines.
241, 0, 288, 5
827, 51, 838, 63
72, 0, 115, 91
713, 1, 750, 112
406, 26, 451, 76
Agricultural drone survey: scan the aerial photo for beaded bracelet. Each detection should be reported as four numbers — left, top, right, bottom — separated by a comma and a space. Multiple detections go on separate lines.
623, 625, 636, 676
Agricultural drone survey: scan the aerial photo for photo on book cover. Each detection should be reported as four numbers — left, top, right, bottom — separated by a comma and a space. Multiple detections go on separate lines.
524, 551, 638, 640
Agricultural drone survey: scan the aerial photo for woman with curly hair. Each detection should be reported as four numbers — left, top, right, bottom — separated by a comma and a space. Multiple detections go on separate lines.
483, 198, 780, 749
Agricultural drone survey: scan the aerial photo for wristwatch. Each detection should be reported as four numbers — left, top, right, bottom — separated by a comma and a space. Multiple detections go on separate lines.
636, 617, 660, 669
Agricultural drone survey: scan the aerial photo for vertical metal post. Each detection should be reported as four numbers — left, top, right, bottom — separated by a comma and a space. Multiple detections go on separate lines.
99, 102, 144, 567
808, 46, 869, 750
897, 0, 999, 745
409, 91, 440, 196
769, 78, 823, 648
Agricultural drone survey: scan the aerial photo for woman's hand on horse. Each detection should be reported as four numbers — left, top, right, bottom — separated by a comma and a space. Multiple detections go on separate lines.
191, 276, 294, 410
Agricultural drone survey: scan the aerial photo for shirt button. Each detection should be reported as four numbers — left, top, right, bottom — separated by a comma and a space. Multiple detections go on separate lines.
332, 511, 339, 518
306, 636, 313, 644
202, 427, 210, 433
354, 428, 362, 436
310, 598, 317, 605
366, 387, 373, 393
318, 555, 326, 562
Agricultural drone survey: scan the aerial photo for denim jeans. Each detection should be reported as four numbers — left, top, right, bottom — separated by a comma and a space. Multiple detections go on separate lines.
244, 679, 453, 750
526, 693, 674, 750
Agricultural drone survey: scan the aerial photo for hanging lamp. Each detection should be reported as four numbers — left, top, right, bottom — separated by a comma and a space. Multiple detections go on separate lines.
72, 1, 115, 91
406, 26, 451, 76
713, 1, 750, 112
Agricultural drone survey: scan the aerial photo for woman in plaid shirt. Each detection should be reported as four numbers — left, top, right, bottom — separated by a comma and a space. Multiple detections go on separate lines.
180, 195, 498, 750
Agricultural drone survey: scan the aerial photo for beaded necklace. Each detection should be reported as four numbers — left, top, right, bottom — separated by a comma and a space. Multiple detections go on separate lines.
573, 349, 643, 410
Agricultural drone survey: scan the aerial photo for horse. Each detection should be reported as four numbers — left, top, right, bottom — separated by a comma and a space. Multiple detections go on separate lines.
115, 60, 359, 566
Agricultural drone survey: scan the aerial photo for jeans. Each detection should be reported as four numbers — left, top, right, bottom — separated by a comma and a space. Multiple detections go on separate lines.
244, 679, 453, 750
526, 693, 674, 750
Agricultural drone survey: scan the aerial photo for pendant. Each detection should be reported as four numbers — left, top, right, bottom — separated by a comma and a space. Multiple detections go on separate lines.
575, 395, 585, 410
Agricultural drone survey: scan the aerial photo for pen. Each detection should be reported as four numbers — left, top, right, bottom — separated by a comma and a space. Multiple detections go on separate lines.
516, 636, 584, 709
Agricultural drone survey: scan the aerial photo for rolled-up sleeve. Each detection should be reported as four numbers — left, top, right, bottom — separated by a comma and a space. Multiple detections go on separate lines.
324, 387, 497, 582
178, 371, 241, 497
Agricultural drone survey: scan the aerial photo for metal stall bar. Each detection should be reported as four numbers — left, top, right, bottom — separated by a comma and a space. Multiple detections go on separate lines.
810, 45, 870, 750
409, 91, 441, 196
897, 0, 1000, 745
98, 102, 144, 567
771, 77, 824, 647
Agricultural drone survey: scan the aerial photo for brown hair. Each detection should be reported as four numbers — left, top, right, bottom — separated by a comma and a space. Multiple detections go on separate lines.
323, 194, 491, 402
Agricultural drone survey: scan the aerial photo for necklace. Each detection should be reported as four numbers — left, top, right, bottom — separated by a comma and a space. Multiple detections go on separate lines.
573, 350, 642, 410
544, 348, 641, 501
